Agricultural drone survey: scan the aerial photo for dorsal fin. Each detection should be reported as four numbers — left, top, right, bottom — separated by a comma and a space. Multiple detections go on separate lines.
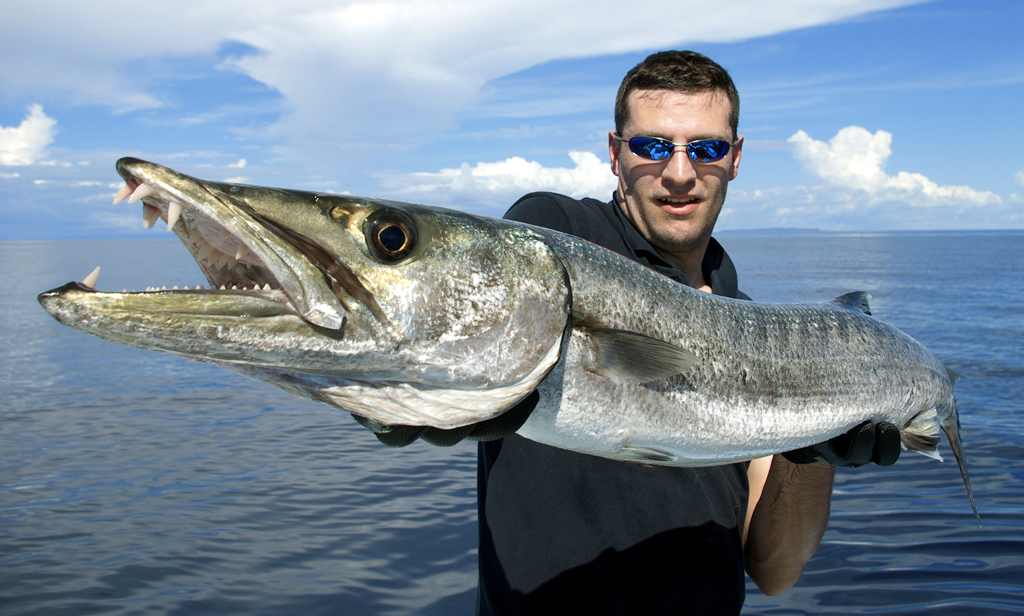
583, 328, 698, 383
832, 291, 872, 315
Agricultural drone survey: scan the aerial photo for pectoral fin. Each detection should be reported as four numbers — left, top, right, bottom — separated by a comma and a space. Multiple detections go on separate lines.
583, 328, 698, 383
620, 445, 679, 463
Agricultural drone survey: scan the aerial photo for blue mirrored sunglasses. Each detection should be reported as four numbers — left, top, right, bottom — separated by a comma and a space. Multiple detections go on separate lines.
614, 134, 736, 163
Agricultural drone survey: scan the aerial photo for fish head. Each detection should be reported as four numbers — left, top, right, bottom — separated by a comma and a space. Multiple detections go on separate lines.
39, 158, 570, 429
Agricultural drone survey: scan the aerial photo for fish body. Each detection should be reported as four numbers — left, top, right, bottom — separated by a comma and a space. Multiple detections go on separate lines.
526, 231, 963, 467
39, 158, 976, 517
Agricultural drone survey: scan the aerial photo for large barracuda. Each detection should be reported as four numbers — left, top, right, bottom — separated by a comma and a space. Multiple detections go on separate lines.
39, 158, 977, 517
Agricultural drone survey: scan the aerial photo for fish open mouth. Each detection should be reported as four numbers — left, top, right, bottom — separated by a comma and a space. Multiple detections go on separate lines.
49, 157, 350, 330
115, 175, 283, 294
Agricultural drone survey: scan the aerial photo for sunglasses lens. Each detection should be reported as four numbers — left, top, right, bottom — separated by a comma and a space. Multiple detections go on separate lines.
628, 137, 674, 161
687, 140, 730, 163
626, 137, 732, 163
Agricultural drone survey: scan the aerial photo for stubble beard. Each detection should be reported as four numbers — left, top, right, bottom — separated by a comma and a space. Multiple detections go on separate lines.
624, 187, 727, 258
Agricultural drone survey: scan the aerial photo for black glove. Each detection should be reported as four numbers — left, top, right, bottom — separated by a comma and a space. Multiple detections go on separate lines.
350, 390, 539, 448
783, 421, 902, 467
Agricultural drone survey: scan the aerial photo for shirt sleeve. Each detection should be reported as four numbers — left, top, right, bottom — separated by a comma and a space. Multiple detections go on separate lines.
504, 192, 575, 234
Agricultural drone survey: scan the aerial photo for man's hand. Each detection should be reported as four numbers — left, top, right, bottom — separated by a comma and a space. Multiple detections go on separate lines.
782, 421, 902, 467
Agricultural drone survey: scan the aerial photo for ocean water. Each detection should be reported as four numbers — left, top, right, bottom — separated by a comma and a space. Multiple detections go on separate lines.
2, 231, 1022, 615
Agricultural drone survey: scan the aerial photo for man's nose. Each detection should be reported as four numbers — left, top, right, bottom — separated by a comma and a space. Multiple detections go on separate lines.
661, 149, 698, 185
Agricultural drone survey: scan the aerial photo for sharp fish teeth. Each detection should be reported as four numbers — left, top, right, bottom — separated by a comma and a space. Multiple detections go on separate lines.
143, 204, 161, 229
82, 266, 100, 289
235, 244, 249, 261
166, 201, 184, 231
127, 183, 155, 204
113, 183, 132, 204
197, 243, 215, 263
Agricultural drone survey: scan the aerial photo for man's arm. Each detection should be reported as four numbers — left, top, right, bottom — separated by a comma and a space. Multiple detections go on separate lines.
743, 419, 903, 593
743, 455, 835, 596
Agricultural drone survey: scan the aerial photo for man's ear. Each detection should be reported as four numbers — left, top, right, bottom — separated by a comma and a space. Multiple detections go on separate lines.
728, 135, 743, 181
609, 131, 622, 177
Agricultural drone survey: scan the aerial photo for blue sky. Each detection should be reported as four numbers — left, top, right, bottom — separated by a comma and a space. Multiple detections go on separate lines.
1, 0, 1022, 240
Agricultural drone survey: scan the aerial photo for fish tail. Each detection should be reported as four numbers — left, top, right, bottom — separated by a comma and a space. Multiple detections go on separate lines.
940, 400, 981, 525
901, 394, 980, 524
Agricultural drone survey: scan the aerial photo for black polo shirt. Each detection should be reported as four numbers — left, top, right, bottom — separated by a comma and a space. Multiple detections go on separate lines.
477, 192, 751, 616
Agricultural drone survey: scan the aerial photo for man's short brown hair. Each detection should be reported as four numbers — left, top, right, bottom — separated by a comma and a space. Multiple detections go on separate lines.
614, 50, 740, 138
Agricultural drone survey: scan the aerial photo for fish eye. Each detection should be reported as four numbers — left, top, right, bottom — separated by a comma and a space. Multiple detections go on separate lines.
364, 208, 418, 262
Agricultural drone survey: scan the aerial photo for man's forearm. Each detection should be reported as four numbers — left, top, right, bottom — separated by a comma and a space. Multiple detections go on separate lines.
745, 455, 835, 596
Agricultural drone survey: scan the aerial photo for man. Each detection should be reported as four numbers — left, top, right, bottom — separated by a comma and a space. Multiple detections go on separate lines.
474, 50, 900, 615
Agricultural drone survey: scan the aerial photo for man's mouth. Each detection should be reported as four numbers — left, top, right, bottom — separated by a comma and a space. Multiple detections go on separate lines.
655, 196, 700, 213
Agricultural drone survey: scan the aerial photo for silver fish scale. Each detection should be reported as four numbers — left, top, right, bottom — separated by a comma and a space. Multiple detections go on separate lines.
517, 229, 955, 465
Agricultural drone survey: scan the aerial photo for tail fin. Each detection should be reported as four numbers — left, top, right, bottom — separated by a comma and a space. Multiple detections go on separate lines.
901, 395, 980, 524
940, 400, 981, 525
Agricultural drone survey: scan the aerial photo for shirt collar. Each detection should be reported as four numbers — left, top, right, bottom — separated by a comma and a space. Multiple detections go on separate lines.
609, 191, 741, 298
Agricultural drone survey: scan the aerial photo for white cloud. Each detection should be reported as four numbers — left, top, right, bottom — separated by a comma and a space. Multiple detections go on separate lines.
722, 183, 1018, 231
0, 0, 923, 149
788, 126, 1000, 207
228, 158, 247, 168
387, 151, 616, 202
1015, 170, 1024, 186
0, 105, 57, 166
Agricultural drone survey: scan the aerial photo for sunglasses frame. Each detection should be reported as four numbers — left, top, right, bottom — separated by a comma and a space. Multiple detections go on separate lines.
614, 134, 738, 164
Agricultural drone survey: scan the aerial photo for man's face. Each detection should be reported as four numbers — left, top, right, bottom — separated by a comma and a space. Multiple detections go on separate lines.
609, 89, 742, 261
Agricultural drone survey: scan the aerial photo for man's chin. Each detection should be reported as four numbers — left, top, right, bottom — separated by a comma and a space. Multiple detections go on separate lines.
648, 225, 713, 257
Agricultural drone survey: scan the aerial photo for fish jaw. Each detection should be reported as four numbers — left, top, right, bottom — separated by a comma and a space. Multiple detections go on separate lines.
38, 158, 572, 429
114, 157, 350, 329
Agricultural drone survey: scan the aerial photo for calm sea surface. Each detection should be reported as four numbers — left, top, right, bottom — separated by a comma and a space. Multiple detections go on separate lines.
2, 231, 1022, 615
